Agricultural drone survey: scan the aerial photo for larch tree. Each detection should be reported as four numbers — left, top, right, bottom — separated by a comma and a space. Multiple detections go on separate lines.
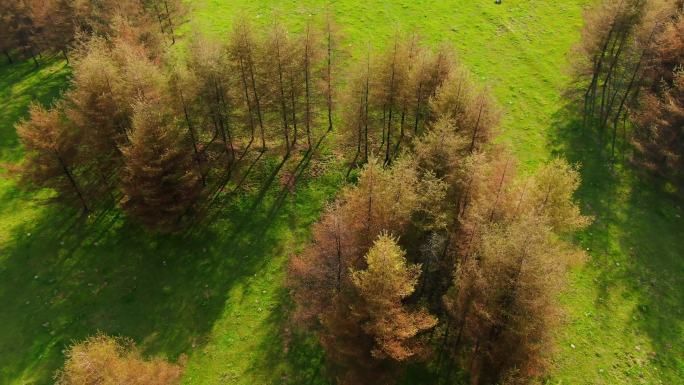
55, 334, 184, 385
27, 0, 76, 61
16, 103, 90, 212
119, 98, 203, 232
633, 7, 684, 182
351, 234, 437, 361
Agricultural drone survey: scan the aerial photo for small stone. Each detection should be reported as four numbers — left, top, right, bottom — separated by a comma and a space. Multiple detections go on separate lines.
34, 275, 38, 279
616, 262, 620, 266
571, 344, 576, 349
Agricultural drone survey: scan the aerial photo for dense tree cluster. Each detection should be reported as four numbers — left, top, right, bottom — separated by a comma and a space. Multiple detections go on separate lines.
0, 0, 182, 65
55, 334, 183, 385
11, 5, 595, 384
576, 0, 684, 182
290, 41, 589, 385
15, 16, 336, 232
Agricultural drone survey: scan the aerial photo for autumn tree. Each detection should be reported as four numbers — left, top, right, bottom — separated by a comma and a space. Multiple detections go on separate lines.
16, 103, 90, 212
632, 7, 684, 182
229, 19, 267, 151
443, 159, 589, 384
55, 334, 184, 385
351, 234, 437, 361
575, 0, 681, 164
289, 156, 438, 384
0, 0, 39, 66
27, 0, 77, 60
340, 38, 453, 168
119, 98, 203, 232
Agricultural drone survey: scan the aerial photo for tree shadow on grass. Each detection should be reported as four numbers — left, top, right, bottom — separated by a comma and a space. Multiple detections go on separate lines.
0, 150, 340, 385
549, 103, 684, 382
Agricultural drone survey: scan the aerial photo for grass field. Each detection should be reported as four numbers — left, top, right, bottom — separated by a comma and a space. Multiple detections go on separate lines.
0, 1, 682, 384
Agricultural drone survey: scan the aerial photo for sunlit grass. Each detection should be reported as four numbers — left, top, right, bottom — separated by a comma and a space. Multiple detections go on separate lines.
0, 1, 682, 384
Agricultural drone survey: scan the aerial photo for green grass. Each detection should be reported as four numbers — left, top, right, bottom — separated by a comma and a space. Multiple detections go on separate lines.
0, 1, 682, 385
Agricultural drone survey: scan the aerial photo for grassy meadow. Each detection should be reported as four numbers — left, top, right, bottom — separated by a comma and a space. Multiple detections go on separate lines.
0, 1, 682, 384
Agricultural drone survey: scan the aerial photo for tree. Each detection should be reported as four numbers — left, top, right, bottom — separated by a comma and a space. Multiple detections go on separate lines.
16, 103, 90, 212
574, 0, 679, 165
633, 9, 684, 182
119, 98, 203, 232
0, 0, 39, 66
351, 234, 437, 361
55, 334, 184, 385
430, 68, 499, 154
27, 0, 76, 60
64, 37, 127, 181
443, 158, 589, 385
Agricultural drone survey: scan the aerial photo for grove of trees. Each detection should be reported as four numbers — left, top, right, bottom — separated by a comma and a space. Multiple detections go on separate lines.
576, 0, 684, 183
14, 9, 336, 232
7, 3, 594, 384
290, 40, 590, 385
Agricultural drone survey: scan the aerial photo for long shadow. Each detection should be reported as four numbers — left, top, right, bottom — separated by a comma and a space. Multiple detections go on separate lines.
549, 102, 684, 382
0, 140, 344, 385
246, 286, 331, 385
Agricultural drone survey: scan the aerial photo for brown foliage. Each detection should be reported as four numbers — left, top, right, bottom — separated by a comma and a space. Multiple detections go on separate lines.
16, 103, 90, 211
55, 334, 184, 385
351, 234, 437, 361
119, 98, 203, 233
633, 10, 684, 181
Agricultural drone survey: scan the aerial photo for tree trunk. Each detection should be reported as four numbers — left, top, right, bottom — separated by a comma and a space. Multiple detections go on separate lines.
179, 89, 206, 186
288, 68, 298, 147
163, 0, 176, 45
238, 56, 256, 150
326, 18, 334, 134
384, 41, 398, 165
57, 153, 89, 213
275, 36, 291, 154
469, 95, 486, 153
247, 49, 265, 151
304, 24, 313, 149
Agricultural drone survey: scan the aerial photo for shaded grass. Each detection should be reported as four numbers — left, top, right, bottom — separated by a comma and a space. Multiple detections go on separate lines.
548, 108, 684, 384
0, 148, 343, 385
0, 1, 682, 385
